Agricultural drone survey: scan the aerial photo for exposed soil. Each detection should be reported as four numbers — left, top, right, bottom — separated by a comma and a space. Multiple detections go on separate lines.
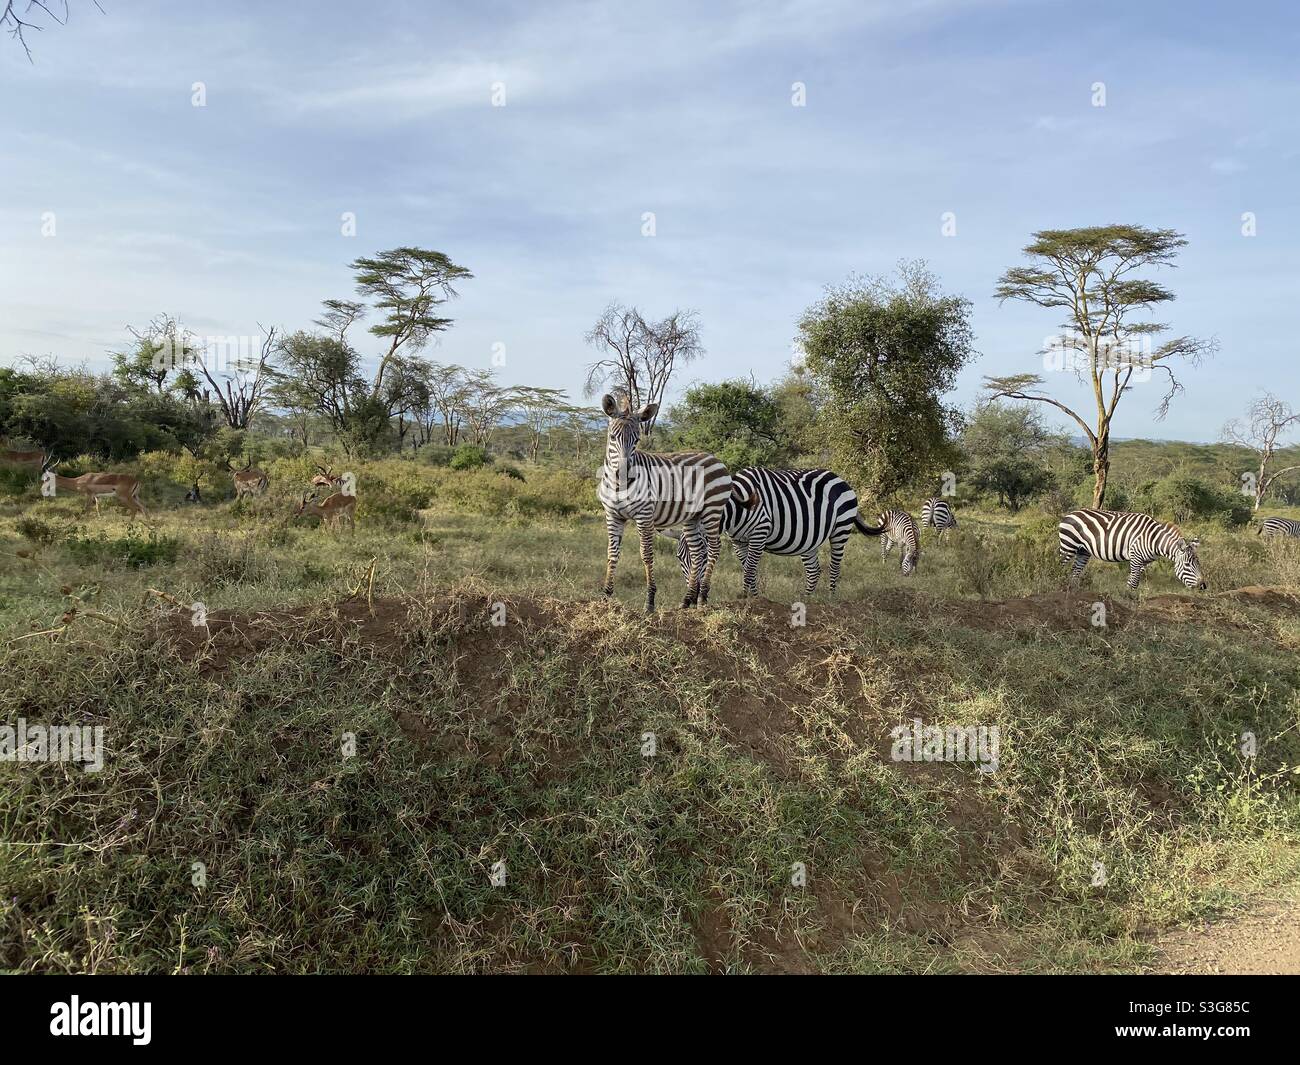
144, 583, 1300, 974
1155, 893, 1300, 974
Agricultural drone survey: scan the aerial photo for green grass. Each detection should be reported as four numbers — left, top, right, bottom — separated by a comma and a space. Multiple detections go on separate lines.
1, 472, 1299, 973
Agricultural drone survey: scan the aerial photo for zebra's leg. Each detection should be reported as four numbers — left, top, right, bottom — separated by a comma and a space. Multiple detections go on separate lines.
731, 538, 747, 564
740, 516, 770, 598
1127, 560, 1145, 594
697, 512, 723, 606
681, 522, 705, 608
801, 551, 822, 595
1067, 549, 1089, 586
603, 516, 626, 597
828, 532, 848, 594
636, 516, 657, 612
881, 535, 893, 560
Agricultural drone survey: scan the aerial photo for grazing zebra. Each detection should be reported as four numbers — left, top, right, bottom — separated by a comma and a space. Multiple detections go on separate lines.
878, 509, 921, 575
597, 394, 733, 612
663, 467, 886, 597
920, 498, 958, 539
1258, 517, 1300, 538
1059, 509, 1206, 591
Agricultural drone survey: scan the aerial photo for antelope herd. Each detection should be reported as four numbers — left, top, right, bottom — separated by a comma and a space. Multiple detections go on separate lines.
0, 443, 354, 533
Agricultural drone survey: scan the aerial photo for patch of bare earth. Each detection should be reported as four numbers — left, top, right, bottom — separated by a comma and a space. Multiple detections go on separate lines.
1154, 893, 1300, 974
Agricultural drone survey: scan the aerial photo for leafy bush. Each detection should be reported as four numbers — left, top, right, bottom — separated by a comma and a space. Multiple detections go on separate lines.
449, 445, 489, 471
65, 530, 181, 568
15, 514, 70, 547
0, 464, 39, 498
1151, 475, 1251, 529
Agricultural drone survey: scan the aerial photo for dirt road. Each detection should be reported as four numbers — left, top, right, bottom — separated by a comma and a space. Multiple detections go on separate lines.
1155, 894, 1300, 974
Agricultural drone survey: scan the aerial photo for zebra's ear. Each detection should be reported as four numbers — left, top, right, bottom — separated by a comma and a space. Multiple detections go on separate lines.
601, 394, 620, 417
635, 402, 658, 423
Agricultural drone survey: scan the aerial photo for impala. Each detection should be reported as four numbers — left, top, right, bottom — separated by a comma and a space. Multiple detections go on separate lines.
295, 491, 356, 531
311, 464, 344, 492
228, 459, 269, 499
48, 471, 148, 517
1, 439, 46, 468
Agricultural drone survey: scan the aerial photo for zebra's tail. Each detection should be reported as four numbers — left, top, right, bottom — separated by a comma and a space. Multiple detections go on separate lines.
729, 484, 759, 510
854, 515, 885, 537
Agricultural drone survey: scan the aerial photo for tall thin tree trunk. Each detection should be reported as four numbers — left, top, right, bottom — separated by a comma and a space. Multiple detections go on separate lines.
1092, 436, 1110, 508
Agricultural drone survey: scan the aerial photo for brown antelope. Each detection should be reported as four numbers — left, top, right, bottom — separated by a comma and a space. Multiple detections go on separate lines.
228, 459, 269, 500
295, 491, 356, 531
48, 472, 147, 517
311, 464, 344, 492
1, 439, 46, 468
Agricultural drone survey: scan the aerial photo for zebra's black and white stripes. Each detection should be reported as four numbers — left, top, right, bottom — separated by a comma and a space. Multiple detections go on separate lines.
1059, 509, 1206, 591
878, 509, 920, 575
597, 394, 733, 612
1258, 517, 1300, 538
666, 467, 884, 596
920, 498, 958, 539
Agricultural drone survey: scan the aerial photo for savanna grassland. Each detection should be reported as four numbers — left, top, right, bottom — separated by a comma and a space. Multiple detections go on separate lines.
2, 456, 1300, 973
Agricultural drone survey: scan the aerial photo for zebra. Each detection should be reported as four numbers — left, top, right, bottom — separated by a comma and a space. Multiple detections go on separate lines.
1258, 517, 1300, 538
662, 468, 886, 597
597, 394, 733, 612
1059, 509, 1206, 591
920, 498, 958, 540
878, 509, 920, 575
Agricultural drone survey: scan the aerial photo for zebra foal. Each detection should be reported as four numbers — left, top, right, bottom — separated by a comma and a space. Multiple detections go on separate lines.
878, 509, 921, 575
597, 394, 732, 612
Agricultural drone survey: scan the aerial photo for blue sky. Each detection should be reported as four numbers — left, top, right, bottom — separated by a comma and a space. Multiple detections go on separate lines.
1, 0, 1297, 442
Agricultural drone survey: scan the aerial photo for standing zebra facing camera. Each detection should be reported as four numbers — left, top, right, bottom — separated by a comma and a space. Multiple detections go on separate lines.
920, 498, 958, 540
597, 394, 732, 612
878, 509, 921, 575
662, 467, 886, 597
1258, 517, 1300, 538
1059, 509, 1206, 591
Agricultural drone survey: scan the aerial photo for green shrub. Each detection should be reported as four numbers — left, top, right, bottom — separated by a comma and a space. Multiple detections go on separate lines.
15, 514, 69, 547
65, 530, 181, 568
0, 465, 39, 498
449, 445, 489, 471
1151, 475, 1251, 529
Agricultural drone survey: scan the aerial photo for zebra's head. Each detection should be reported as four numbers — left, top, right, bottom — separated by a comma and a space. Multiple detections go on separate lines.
601, 394, 658, 458
1172, 537, 1207, 590
901, 548, 919, 576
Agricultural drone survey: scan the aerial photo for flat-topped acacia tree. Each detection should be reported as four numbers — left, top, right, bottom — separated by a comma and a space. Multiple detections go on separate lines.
985, 225, 1215, 508
347, 247, 473, 399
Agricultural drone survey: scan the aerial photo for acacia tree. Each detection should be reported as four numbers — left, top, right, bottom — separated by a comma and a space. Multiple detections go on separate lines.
458, 371, 518, 448
583, 302, 702, 439
985, 225, 1215, 508
3, 0, 96, 60
515, 386, 568, 462
799, 261, 974, 503
196, 325, 278, 430
268, 329, 367, 455
346, 248, 473, 398
1223, 393, 1300, 511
